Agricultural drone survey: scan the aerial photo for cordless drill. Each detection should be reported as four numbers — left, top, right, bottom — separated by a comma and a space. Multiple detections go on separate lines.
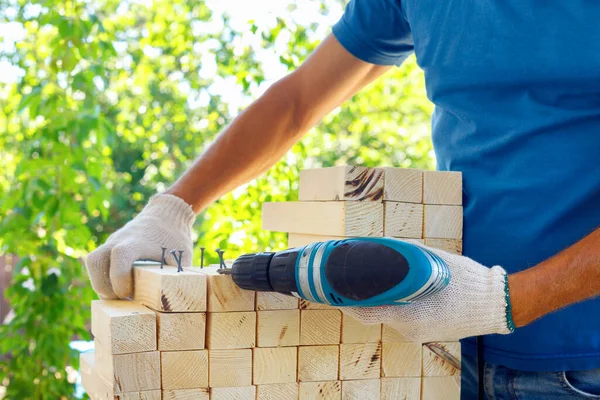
223, 238, 450, 307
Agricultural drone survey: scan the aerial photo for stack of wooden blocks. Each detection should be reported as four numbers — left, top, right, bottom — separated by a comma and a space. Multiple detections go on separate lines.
80, 166, 463, 400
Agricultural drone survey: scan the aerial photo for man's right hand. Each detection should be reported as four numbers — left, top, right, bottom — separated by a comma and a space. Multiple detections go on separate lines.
85, 194, 196, 299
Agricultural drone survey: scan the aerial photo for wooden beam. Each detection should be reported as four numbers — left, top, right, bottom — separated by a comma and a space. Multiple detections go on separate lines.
382, 324, 409, 342
424, 238, 463, 255
381, 342, 422, 378
257, 292, 299, 310
300, 310, 342, 346
161, 350, 208, 390
200, 267, 256, 312
288, 233, 350, 248
299, 166, 384, 201
209, 349, 253, 388
383, 202, 423, 238
156, 311, 206, 351
339, 343, 381, 380
257, 383, 298, 400
206, 311, 256, 349
299, 299, 336, 310
341, 379, 380, 400
262, 201, 384, 237
299, 381, 341, 400
341, 314, 381, 344
422, 342, 461, 376
423, 171, 462, 206
253, 347, 298, 385
423, 205, 463, 239
133, 263, 207, 312
381, 377, 421, 400
298, 345, 339, 382
162, 388, 209, 400
421, 376, 460, 400
257, 310, 300, 347
381, 167, 423, 204
91, 300, 156, 354
210, 386, 256, 400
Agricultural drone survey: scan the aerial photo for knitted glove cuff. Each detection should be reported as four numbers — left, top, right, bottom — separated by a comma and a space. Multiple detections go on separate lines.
144, 194, 196, 229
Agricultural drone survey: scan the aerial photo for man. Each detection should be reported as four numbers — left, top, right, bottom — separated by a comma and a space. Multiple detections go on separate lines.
86, 0, 600, 398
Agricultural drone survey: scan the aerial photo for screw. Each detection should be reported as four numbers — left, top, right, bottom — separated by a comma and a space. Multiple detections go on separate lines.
216, 248, 226, 269
200, 247, 205, 269
177, 250, 184, 272
160, 247, 167, 269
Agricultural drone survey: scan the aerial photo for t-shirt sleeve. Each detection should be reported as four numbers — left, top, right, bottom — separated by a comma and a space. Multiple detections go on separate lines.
332, 0, 414, 66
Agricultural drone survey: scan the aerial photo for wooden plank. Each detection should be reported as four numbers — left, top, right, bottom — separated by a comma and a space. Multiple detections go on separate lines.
424, 239, 462, 255
381, 167, 423, 204
209, 349, 253, 388
381, 342, 422, 378
253, 347, 297, 385
381, 378, 421, 400
257, 383, 298, 400
210, 386, 256, 400
257, 292, 299, 310
339, 343, 381, 380
382, 325, 408, 342
91, 300, 156, 354
383, 202, 423, 238
299, 299, 336, 310
262, 201, 384, 237
423, 171, 462, 206
300, 310, 341, 346
133, 264, 207, 312
299, 166, 384, 202
422, 342, 461, 377
423, 205, 463, 239
257, 310, 300, 347
199, 267, 256, 312
341, 379, 380, 400
161, 350, 208, 390
163, 388, 210, 400
206, 311, 256, 349
288, 233, 350, 249
298, 346, 339, 382
80, 352, 162, 400
341, 314, 381, 344
94, 340, 161, 393
157, 311, 206, 351
299, 381, 341, 400
421, 376, 460, 400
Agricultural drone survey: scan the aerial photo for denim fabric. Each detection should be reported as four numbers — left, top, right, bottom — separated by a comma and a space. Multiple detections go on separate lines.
461, 350, 600, 399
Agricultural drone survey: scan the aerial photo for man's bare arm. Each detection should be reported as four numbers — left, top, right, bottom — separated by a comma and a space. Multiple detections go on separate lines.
165, 35, 391, 212
509, 226, 600, 327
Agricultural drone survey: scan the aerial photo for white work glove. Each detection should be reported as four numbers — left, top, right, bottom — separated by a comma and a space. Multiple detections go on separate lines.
85, 194, 196, 299
341, 245, 515, 342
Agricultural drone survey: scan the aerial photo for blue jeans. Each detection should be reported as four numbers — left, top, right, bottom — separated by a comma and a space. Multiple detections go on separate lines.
461, 350, 600, 399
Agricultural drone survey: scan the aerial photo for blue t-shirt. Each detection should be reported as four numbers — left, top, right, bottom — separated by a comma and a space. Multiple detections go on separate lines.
333, 0, 600, 371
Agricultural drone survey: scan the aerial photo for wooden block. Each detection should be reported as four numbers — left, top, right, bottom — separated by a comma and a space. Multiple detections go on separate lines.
421, 376, 460, 400
257, 383, 298, 400
422, 342, 461, 376
163, 388, 210, 400
262, 201, 384, 237
423, 170, 462, 206
424, 238, 462, 255
211, 386, 256, 400
299, 381, 341, 400
423, 205, 463, 239
299, 299, 335, 310
300, 310, 341, 345
381, 378, 421, 400
381, 342, 422, 378
94, 340, 160, 393
339, 343, 381, 380
91, 300, 156, 354
257, 292, 299, 310
382, 325, 409, 342
257, 310, 300, 347
206, 311, 256, 349
199, 267, 256, 312
341, 314, 381, 344
209, 349, 253, 388
161, 350, 208, 390
381, 167, 422, 203
299, 166, 384, 201
253, 347, 297, 385
133, 264, 207, 312
288, 233, 350, 248
80, 352, 161, 400
157, 311, 206, 351
383, 202, 423, 238
298, 346, 339, 382
341, 379, 380, 400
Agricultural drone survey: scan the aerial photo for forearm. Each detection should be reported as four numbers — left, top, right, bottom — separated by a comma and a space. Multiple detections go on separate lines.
508, 226, 600, 327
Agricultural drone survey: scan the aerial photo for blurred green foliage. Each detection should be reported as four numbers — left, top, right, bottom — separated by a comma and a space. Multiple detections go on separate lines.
0, 0, 433, 398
